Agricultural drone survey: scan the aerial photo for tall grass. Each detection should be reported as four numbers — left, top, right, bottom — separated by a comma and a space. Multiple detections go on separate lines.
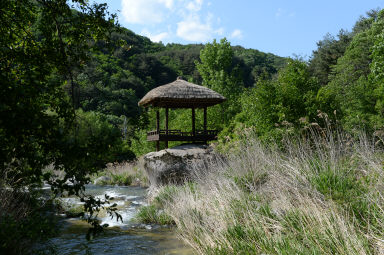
91, 159, 149, 186
150, 130, 384, 254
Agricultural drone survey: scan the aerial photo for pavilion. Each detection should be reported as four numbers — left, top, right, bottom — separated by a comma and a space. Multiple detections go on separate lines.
138, 76, 226, 151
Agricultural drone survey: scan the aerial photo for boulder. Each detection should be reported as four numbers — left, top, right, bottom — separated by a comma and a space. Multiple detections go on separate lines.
143, 144, 215, 186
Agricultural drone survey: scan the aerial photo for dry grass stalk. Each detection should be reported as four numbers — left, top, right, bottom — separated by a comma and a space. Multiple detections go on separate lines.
152, 130, 384, 254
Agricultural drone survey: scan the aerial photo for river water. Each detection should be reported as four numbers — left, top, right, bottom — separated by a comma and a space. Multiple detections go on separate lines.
46, 185, 194, 255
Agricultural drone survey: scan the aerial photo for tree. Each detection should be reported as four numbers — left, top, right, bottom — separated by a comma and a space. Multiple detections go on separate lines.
316, 9, 382, 131
196, 38, 242, 96
233, 59, 319, 140
309, 30, 352, 86
195, 38, 243, 126
369, 9, 384, 128
0, 0, 122, 245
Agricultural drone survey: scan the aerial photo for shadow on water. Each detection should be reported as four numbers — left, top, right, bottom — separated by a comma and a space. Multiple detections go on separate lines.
43, 185, 194, 255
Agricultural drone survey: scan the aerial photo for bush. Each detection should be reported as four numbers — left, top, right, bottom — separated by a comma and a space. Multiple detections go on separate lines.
0, 189, 58, 255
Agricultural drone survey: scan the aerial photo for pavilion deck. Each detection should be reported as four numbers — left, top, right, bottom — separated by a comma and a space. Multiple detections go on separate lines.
138, 76, 226, 150
147, 129, 218, 142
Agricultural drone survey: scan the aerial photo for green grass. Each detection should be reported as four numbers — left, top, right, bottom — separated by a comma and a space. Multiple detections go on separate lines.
135, 185, 182, 225
135, 205, 174, 225
91, 160, 149, 187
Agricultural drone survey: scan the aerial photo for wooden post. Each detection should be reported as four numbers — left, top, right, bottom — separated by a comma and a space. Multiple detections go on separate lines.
203, 107, 207, 134
192, 107, 195, 141
156, 109, 160, 151
156, 109, 160, 132
156, 141, 160, 151
165, 107, 169, 149
203, 107, 207, 144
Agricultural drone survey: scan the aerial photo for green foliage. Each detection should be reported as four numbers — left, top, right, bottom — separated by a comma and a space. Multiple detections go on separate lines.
49, 108, 135, 192
0, 0, 119, 184
0, 190, 59, 255
136, 184, 193, 225
204, 200, 371, 255
316, 9, 384, 132
129, 128, 157, 156
233, 46, 286, 86
309, 31, 352, 86
98, 173, 133, 186
153, 185, 181, 206
310, 159, 382, 234
230, 59, 319, 141
135, 205, 174, 225
0, 0, 125, 249
196, 38, 244, 127
232, 172, 268, 193
370, 10, 384, 128
135, 185, 181, 225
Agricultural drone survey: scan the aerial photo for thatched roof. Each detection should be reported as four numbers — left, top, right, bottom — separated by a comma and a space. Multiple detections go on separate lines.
138, 77, 226, 108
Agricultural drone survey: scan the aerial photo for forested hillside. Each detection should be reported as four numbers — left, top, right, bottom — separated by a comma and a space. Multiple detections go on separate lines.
70, 26, 286, 155
63, 7, 384, 157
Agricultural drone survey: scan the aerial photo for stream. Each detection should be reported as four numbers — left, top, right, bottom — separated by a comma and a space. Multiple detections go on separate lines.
44, 185, 194, 255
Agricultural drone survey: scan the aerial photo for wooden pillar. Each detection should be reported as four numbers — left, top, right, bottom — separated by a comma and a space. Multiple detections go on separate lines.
192, 107, 196, 139
156, 141, 160, 151
165, 107, 169, 149
203, 107, 208, 144
203, 107, 207, 134
156, 109, 160, 151
156, 109, 160, 132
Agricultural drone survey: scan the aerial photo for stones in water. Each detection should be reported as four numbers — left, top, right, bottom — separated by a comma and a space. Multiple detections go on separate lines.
143, 143, 215, 186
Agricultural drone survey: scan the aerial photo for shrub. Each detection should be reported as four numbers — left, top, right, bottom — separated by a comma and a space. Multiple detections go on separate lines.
0, 189, 58, 255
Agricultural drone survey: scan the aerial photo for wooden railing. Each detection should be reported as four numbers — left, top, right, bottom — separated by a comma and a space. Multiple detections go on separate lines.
146, 129, 218, 141
147, 129, 218, 136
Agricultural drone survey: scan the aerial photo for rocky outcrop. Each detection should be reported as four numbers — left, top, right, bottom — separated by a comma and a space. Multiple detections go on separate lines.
143, 144, 215, 186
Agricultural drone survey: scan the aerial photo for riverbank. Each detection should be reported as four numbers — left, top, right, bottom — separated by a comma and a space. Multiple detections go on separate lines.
90, 159, 149, 187
140, 131, 384, 254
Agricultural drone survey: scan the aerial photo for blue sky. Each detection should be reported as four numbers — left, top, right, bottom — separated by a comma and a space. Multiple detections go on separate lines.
99, 0, 384, 58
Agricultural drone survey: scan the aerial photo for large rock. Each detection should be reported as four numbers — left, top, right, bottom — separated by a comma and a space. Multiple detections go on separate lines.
143, 144, 215, 186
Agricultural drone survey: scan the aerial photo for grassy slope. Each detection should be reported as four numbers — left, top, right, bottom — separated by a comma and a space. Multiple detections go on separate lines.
140, 129, 384, 254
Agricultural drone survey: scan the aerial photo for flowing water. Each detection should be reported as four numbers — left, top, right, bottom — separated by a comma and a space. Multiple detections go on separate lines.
45, 185, 194, 255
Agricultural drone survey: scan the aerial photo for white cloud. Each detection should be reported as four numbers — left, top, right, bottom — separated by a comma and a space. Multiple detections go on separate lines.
122, 0, 225, 43
177, 16, 213, 41
159, 0, 174, 9
186, 0, 203, 12
141, 29, 170, 42
230, 29, 243, 39
121, 0, 173, 24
